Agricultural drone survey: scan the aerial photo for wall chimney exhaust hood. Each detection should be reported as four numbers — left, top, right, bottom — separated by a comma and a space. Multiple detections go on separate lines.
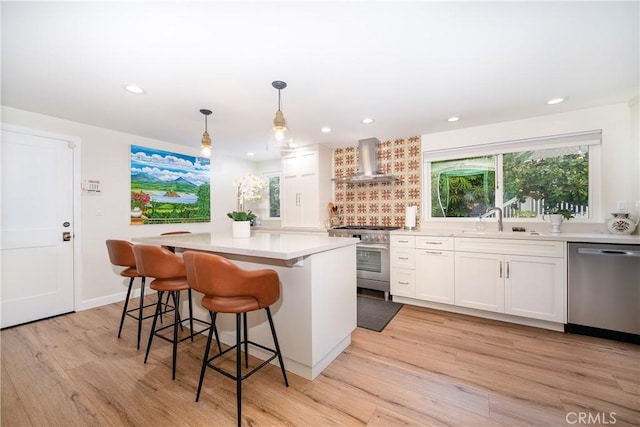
333, 137, 401, 184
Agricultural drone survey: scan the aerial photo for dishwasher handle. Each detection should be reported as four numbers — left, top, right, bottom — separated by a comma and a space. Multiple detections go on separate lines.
577, 248, 640, 257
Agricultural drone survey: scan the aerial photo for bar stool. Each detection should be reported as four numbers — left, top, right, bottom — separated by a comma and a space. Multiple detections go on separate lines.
132, 244, 219, 380
106, 239, 159, 349
160, 231, 192, 311
183, 251, 288, 427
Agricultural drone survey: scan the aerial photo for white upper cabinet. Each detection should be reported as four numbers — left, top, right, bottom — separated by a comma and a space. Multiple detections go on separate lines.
281, 145, 332, 228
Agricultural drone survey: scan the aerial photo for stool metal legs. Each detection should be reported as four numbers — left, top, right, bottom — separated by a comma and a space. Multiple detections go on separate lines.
145, 290, 217, 380
117, 276, 148, 349
117, 277, 135, 339
195, 308, 288, 427
196, 312, 222, 402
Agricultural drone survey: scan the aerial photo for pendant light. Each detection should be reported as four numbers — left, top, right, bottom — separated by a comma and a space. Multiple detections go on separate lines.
200, 108, 212, 158
269, 80, 293, 151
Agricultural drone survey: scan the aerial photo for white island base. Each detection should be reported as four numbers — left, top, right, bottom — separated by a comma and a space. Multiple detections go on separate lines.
195, 246, 356, 380
133, 232, 357, 381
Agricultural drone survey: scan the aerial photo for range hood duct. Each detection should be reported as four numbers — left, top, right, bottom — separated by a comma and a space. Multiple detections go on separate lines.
333, 137, 401, 184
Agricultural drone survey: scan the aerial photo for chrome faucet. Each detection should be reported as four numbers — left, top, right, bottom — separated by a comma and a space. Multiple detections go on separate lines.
482, 207, 503, 232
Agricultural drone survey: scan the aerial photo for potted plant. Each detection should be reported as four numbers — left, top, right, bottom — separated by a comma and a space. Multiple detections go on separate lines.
227, 210, 256, 238
543, 205, 574, 232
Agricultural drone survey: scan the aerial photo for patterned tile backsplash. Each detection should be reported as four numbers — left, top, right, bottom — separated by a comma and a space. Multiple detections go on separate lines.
333, 136, 421, 228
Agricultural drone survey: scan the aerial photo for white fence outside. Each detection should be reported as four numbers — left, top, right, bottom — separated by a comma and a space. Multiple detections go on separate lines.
503, 197, 588, 218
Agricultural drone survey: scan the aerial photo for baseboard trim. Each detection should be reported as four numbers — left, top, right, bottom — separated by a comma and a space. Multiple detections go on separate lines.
76, 288, 157, 312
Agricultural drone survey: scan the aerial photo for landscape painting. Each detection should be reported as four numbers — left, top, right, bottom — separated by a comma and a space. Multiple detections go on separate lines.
130, 145, 210, 225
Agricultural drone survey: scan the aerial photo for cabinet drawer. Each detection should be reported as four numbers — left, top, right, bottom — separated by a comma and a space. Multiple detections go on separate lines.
391, 248, 415, 268
415, 236, 454, 250
391, 235, 415, 248
391, 268, 415, 298
455, 238, 564, 258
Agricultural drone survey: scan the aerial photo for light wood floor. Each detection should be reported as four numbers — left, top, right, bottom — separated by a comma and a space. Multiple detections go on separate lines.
1, 298, 639, 426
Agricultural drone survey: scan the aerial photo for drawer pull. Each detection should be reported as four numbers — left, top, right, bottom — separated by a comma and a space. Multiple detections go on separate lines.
399, 281, 410, 285
424, 241, 442, 245
398, 257, 409, 260
425, 251, 442, 255
397, 240, 409, 243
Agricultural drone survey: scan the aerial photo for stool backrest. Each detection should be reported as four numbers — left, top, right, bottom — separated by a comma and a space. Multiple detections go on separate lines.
184, 251, 280, 308
132, 244, 186, 279
106, 240, 136, 268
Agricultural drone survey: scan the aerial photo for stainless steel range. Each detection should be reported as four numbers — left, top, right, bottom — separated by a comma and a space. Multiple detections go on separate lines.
328, 226, 400, 300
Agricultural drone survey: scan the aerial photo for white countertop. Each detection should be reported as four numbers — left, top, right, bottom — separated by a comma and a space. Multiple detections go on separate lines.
132, 231, 359, 260
391, 229, 640, 245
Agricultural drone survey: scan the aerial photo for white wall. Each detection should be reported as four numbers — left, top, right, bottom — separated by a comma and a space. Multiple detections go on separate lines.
1, 106, 258, 309
420, 103, 639, 233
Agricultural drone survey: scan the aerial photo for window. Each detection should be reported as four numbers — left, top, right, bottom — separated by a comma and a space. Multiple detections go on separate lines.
425, 131, 600, 220
267, 175, 280, 218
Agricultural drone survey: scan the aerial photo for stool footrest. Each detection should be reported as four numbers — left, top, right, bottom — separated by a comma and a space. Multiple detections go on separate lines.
153, 318, 211, 344
205, 340, 278, 382
125, 301, 175, 321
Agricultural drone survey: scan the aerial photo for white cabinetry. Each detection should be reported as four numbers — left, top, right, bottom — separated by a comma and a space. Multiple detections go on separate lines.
454, 238, 565, 322
415, 236, 455, 304
455, 251, 504, 312
390, 235, 415, 298
281, 145, 331, 228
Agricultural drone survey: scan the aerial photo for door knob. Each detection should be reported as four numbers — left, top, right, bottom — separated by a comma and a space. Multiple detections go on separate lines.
62, 232, 72, 242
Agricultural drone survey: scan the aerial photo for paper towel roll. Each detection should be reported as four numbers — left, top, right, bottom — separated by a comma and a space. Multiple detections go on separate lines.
405, 205, 416, 228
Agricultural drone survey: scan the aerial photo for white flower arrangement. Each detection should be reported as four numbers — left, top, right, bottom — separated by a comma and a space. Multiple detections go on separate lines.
233, 173, 268, 212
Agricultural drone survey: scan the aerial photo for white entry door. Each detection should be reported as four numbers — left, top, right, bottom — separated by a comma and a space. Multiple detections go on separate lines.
1, 129, 75, 328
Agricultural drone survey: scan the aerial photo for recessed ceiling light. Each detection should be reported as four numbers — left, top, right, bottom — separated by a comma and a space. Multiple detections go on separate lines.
361, 118, 375, 124
247, 152, 254, 157
321, 126, 331, 133
447, 116, 460, 122
123, 84, 145, 94
547, 97, 565, 105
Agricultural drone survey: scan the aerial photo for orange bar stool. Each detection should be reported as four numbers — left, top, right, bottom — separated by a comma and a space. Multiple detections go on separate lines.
133, 244, 219, 380
106, 239, 158, 349
184, 251, 288, 427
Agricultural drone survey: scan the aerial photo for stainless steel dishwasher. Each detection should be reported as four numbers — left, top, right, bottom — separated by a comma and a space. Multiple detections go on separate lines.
567, 242, 640, 344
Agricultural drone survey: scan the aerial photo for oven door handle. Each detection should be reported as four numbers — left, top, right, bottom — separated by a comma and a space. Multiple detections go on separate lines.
357, 243, 390, 251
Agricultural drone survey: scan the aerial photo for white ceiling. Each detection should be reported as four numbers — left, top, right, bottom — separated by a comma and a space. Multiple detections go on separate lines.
2, 1, 638, 161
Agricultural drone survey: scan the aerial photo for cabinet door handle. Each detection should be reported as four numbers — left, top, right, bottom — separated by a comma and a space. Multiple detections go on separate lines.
506, 261, 510, 279
499, 260, 503, 278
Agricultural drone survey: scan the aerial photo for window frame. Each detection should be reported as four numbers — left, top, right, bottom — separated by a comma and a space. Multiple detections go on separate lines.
264, 172, 281, 219
423, 130, 602, 223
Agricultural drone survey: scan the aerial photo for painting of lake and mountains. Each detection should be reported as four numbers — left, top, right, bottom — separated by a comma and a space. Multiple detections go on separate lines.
130, 145, 210, 225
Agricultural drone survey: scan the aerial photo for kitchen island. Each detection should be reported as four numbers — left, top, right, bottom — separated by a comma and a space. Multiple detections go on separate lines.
133, 231, 358, 381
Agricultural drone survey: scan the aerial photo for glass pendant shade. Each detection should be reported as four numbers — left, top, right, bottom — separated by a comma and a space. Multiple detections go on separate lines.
269, 110, 293, 149
268, 81, 293, 151
200, 109, 212, 158
200, 131, 211, 157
